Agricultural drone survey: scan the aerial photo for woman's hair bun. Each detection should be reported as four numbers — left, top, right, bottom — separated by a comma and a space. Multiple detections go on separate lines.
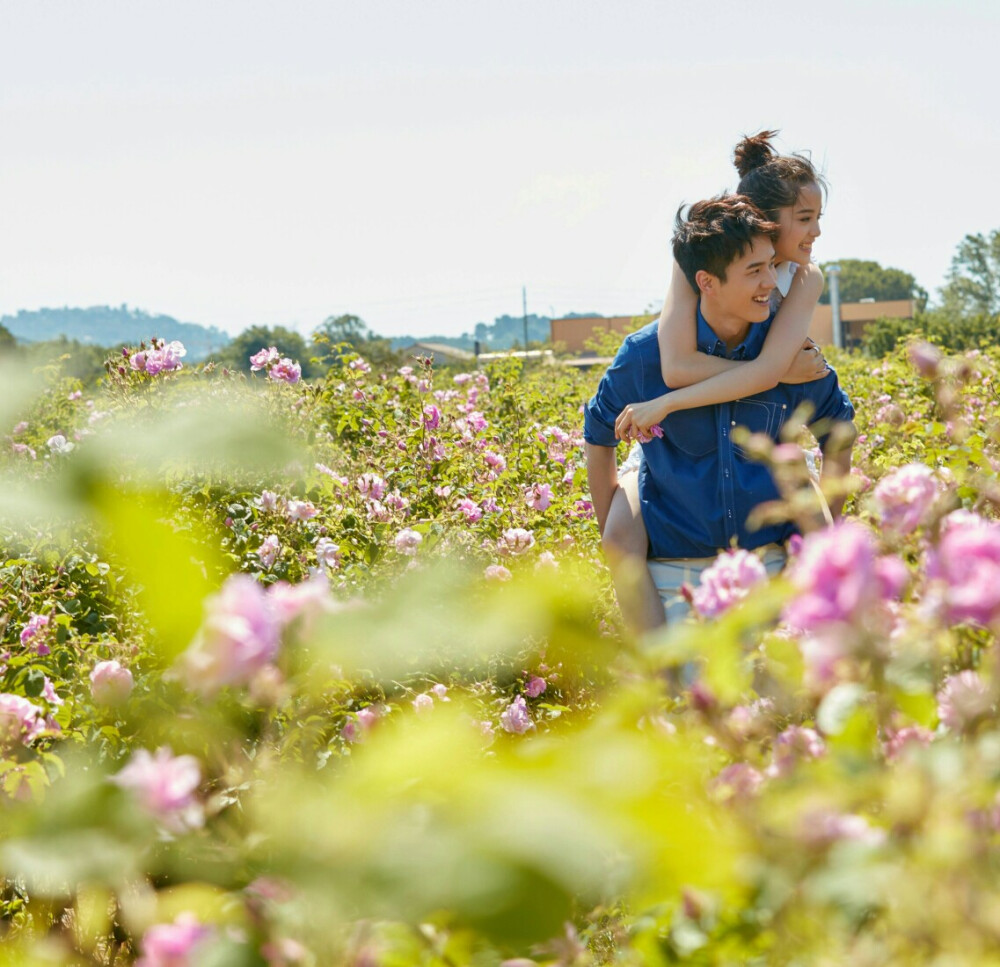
733, 130, 779, 178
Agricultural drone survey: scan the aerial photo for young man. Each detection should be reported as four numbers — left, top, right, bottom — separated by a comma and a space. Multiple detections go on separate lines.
584, 195, 855, 624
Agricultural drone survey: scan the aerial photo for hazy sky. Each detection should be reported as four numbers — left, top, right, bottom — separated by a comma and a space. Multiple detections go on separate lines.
2, 0, 998, 339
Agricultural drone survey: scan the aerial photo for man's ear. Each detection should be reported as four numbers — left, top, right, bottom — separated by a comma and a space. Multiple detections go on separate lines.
694, 269, 716, 296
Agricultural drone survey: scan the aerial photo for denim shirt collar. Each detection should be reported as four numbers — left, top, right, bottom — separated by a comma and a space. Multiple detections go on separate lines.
695, 301, 769, 360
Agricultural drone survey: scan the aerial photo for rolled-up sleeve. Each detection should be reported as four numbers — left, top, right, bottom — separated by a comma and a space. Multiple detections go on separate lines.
583, 345, 637, 448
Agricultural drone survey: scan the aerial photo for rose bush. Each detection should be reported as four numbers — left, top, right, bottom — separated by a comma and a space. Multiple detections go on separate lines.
0, 336, 999, 963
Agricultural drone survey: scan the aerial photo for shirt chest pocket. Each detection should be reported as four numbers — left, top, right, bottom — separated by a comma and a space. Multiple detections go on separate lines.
732, 399, 787, 456
661, 407, 717, 457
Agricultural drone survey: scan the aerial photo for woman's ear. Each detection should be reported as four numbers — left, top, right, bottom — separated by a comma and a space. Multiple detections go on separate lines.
694, 269, 715, 296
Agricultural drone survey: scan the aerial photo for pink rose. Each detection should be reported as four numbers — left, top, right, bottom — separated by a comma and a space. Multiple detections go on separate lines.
136, 913, 214, 967
713, 763, 764, 801
937, 670, 992, 732
112, 747, 204, 833
90, 660, 134, 706
691, 549, 768, 618
524, 483, 552, 512
286, 500, 318, 521
783, 522, 882, 631
394, 528, 423, 555
927, 519, 1000, 626
180, 575, 282, 694
872, 463, 940, 534
269, 358, 302, 384
484, 564, 512, 582
767, 726, 825, 778
357, 473, 387, 501
258, 535, 280, 569
500, 695, 534, 734
250, 346, 280, 371
0, 694, 47, 748
499, 528, 534, 557
525, 676, 547, 698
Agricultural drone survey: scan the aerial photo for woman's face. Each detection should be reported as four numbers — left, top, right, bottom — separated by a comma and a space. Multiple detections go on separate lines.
774, 182, 822, 264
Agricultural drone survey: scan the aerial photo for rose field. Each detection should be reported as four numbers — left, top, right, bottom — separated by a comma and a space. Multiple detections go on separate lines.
3, 335, 1000, 965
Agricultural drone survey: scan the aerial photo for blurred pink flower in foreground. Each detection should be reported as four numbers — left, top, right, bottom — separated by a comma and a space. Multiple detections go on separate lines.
484, 564, 512, 582
267, 573, 334, 632
937, 670, 993, 732
872, 462, 940, 534
500, 695, 534, 734
181, 575, 282, 694
883, 725, 933, 761
927, 516, 1000, 627
909, 340, 942, 378
691, 549, 768, 618
713, 763, 764, 801
90, 660, 134, 707
767, 726, 825, 778
412, 693, 434, 714
783, 522, 886, 632
0, 694, 47, 748
261, 937, 310, 966
800, 810, 885, 848
112, 748, 204, 833
136, 913, 214, 967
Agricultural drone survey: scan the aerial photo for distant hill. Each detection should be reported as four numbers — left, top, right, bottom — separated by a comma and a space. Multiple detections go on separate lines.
2, 305, 231, 361
388, 311, 584, 353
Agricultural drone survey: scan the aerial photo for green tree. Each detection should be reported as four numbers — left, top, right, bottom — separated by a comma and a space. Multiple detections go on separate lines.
213, 325, 321, 377
312, 313, 401, 371
820, 259, 927, 309
313, 314, 370, 347
938, 228, 1000, 318
0, 322, 15, 354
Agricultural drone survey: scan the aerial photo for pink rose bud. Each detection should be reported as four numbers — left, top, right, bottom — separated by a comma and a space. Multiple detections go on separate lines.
90, 660, 134, 707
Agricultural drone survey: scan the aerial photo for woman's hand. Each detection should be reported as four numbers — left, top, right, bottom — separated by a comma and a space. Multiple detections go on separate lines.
615, 395, 672, 441
779, 339, 828, 384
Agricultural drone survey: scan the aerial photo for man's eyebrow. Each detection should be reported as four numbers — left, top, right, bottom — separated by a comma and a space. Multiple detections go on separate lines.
746, 259, 768, 270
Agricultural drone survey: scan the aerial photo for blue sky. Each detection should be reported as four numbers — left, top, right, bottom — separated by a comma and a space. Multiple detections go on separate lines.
2, 0, 997, 338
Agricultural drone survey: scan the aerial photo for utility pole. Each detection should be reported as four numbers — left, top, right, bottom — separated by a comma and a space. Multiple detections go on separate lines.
522, 285, 528, 352
828, 264, 843, 349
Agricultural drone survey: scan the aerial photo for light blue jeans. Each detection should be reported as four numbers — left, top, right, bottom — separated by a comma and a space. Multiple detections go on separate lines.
647, 544, 787, 625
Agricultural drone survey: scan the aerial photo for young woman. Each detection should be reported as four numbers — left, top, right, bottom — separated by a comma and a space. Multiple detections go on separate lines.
601, 131, 829, 633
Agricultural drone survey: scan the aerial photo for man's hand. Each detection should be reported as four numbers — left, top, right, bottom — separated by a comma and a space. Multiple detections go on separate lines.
779, 339, 828, 385
615, 394, 671, 442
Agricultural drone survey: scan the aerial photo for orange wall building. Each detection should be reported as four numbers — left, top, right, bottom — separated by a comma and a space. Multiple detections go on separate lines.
552, 300, 916, 355
550, 315, 655, 354
809, 299, 915, 347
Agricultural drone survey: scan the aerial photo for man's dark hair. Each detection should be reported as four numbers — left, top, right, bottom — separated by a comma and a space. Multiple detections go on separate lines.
672, 194, 780, 292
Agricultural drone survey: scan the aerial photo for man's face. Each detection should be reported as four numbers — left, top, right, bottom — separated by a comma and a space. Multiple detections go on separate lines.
707, 235, 778, 325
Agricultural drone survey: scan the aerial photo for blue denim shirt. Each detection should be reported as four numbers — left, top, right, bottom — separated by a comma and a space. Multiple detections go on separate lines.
583, 309, 855, 559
